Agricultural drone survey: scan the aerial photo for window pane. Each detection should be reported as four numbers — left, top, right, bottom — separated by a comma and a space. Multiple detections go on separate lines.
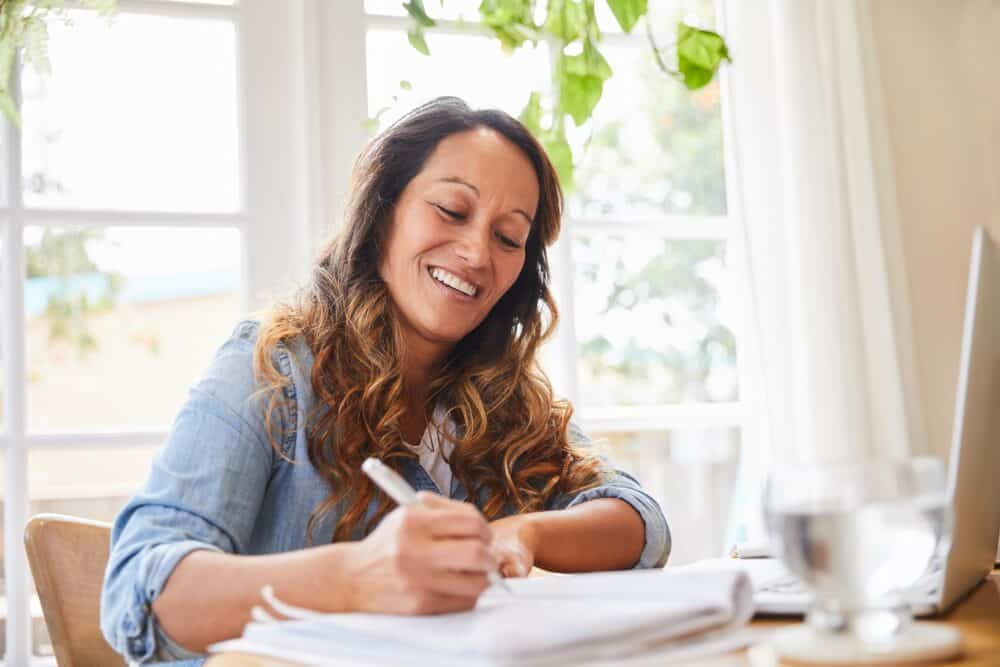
21, 12, 240, 213
568, 2, 725, 218
365, 0, 482, 21
593, 427, 739, 565
365, 29, 550, 134
574, 235, 737, 407
25, 226, 243, 431
28, 443, 159, 657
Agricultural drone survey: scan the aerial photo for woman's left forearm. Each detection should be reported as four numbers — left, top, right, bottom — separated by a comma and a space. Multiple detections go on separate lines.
520, 498, 645, 572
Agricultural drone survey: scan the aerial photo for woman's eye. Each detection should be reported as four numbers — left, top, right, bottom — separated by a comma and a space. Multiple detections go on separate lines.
496, 232, 522, 249
434, 204, 463, 219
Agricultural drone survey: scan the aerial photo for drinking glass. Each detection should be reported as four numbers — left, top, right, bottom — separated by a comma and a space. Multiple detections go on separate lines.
763, 457, 962, 664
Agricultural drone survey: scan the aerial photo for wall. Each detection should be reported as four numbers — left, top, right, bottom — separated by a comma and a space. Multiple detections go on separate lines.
868, 0, 1000, 460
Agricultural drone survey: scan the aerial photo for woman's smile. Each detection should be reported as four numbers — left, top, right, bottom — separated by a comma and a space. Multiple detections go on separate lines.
427, 265, 480, 301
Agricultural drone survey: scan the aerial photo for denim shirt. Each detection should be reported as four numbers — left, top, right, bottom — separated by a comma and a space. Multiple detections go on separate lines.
100, 320, 671, 665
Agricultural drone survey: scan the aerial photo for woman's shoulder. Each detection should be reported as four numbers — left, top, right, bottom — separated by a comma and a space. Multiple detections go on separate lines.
216, 319, 314, 398
221, 319, 315, 371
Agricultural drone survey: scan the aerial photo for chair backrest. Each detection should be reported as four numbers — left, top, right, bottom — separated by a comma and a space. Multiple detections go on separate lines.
24, 514, 126, 667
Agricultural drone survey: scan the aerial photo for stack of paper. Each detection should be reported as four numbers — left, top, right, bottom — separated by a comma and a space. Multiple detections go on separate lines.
209, 569, 755, 666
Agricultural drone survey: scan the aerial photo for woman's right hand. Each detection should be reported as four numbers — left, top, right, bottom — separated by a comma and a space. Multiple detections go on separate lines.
341, 491, 497, 615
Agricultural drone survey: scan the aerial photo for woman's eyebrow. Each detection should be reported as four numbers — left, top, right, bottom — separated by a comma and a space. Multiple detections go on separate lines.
437, 176, 533, 224
438, 176, 480, 196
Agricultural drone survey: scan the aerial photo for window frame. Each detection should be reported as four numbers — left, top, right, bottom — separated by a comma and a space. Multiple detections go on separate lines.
0, 0, 318, 663
1, 0, 759, 662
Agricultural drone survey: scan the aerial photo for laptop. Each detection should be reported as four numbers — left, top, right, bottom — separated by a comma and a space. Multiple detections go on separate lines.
740, 226, 1000, 617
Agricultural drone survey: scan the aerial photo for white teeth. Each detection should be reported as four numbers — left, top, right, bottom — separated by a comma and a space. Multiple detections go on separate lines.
430, 267, 477, 297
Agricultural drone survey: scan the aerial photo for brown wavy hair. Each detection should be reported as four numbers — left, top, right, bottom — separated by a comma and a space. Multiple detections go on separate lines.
253, 96, 605, 543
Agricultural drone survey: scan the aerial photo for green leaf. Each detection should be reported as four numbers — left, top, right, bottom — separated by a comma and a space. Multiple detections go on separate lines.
407, 26, 431, 55
605, 0, 646, 33
676, 22, 731, 90
403, 0, 436, 27
399, 79, 413, 91
562, 38, 612, 80
540, 127, 574, 191
519, 91, 543, 134
557, 44, 610, 126
479, 0, 536, 50
559, 72, 603, 126
544, 0, 585, 42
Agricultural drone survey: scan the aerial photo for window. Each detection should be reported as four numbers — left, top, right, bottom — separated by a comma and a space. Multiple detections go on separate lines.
0, 1, 261, 662
357, 0, 748, 568
2, 0, 752, 662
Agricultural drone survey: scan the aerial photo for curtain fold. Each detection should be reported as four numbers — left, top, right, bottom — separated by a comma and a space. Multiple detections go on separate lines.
720, 0, 922, 475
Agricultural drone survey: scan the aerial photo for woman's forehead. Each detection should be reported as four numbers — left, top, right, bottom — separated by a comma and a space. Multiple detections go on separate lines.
417, 129, 540, 208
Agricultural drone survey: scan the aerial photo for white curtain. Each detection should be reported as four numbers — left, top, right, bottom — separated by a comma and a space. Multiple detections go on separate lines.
720, 0, 925, 476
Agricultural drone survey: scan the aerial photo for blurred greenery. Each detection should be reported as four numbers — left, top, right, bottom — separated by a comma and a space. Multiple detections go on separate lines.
0, 0, 117, 126
400, 0, 730, 190
26, 228, 122, 356
568, 1, 734, 405
575, 237, 736, 405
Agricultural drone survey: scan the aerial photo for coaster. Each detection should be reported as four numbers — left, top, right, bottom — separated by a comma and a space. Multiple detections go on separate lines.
772, 622, 964, 665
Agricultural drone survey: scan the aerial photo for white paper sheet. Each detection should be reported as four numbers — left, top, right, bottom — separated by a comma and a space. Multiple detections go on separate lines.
209, 569, 755, 666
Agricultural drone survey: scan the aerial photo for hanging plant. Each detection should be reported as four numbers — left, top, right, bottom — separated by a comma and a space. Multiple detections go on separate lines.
0, 0, 117, 125
401, 0, 731, 190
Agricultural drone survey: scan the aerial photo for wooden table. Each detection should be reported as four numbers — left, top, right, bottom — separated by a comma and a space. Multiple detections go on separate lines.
206, 571, 1000, 667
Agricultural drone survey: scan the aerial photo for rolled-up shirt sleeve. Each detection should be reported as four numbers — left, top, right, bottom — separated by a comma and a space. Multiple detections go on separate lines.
100, 322, 290, 664
546, 421, 671, 569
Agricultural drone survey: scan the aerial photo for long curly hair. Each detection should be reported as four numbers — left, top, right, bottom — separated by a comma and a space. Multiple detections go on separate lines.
253, 97, 605, 543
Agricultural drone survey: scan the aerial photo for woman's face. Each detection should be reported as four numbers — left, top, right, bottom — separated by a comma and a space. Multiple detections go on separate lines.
379, 127, 539, 361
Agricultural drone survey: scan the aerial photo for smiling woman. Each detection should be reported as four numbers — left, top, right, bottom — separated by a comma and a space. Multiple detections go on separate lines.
379, 128, 537, 371
99, 97, 670, 664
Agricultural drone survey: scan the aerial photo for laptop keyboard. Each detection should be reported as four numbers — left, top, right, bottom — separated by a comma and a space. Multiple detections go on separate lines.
759, 559, 944, 598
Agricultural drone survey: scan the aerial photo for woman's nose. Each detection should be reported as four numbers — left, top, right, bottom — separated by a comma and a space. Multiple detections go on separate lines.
454, 225, 490, 268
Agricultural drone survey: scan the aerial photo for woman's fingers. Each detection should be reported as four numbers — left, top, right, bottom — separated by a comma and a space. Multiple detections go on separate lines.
419, 537, 497, 574
409, 493, 493, 542
494, 543, 532, 578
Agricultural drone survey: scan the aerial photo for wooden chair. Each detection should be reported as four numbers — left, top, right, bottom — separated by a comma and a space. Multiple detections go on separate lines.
24, 514, 126, 667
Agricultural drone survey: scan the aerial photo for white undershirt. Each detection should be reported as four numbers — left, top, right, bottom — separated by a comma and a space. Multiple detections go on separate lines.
403, 405, 456, 495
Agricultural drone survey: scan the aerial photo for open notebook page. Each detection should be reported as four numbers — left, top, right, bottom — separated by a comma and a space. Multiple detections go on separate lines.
210, 569, 754, 666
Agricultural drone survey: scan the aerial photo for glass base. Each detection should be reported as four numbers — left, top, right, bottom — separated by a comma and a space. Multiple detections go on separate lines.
772, 621, 963, 665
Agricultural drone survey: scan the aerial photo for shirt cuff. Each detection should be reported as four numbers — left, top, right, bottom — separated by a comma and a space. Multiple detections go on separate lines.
565, 485, 671, 569
119, 540, 223, 663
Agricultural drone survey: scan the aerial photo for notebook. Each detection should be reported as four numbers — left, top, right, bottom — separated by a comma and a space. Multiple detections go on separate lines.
209, 569, 757, 666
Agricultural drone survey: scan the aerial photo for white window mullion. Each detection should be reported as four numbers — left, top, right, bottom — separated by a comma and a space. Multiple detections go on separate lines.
582, 402, 747, 433
546, 233, 581, 405
3, 63, 32, 666
25, 431, 169, 449
318, 0, 368, 245
20, 209, 249, 228
114, 0, 239, 20
570, 215, 731, 239
716, 0, 764, 543
240, 0, 313, 311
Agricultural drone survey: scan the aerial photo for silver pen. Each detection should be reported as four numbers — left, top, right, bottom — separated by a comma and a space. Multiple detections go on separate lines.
361, 457, 513, 594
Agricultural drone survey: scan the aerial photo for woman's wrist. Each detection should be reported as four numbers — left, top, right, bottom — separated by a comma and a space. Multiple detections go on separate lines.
516, 512, 542, 556
301, 541, 363, 614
